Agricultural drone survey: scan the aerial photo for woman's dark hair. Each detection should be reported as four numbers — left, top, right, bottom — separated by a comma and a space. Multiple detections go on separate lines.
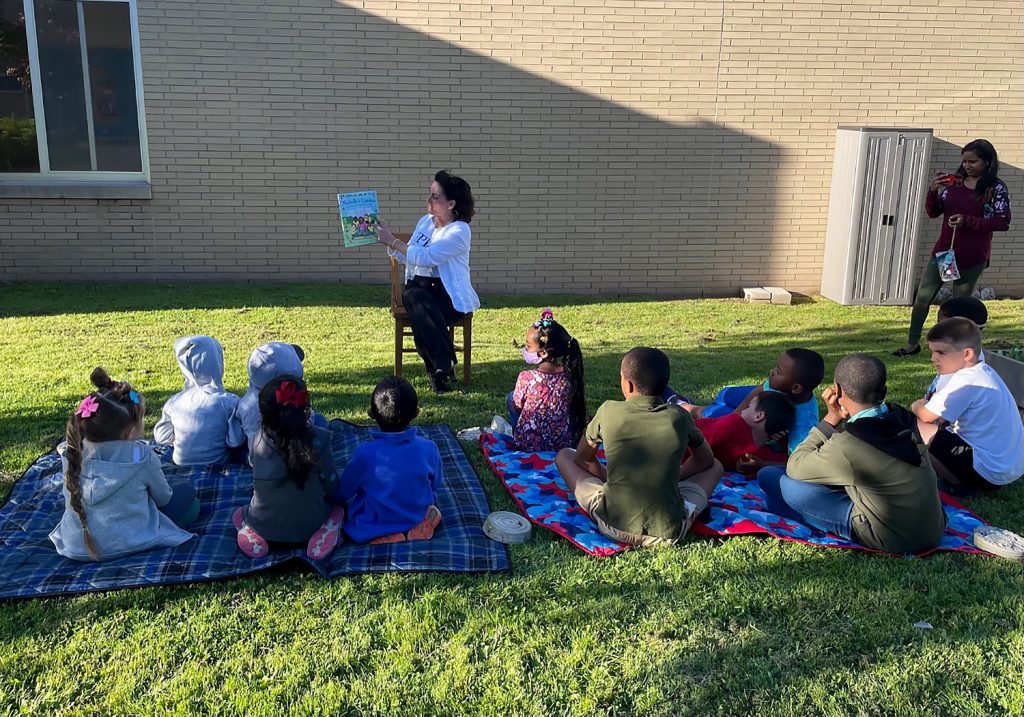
258, 375, 317, 488
434, 170, 475, 223
65, 367, 146, 559
535, 319, 587, 444
956, 139, 1000, 201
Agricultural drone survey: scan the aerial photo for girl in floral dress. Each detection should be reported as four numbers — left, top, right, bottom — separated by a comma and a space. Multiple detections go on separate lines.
507, 309, 587, 452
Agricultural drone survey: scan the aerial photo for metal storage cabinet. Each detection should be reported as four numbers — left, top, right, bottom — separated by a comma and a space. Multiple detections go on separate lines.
820, 127, 933, 305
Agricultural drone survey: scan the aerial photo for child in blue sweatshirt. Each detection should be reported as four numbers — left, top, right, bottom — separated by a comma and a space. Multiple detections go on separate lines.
334, 376, 443, 544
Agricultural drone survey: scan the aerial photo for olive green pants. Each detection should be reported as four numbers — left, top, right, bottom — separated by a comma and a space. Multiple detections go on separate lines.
907, 260, 987, 346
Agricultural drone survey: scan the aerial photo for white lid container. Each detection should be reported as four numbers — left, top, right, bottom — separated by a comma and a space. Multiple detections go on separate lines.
483, 511, 532, 544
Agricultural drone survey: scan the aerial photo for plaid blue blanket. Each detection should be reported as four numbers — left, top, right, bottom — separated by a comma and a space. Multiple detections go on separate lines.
0, 421, 508, 600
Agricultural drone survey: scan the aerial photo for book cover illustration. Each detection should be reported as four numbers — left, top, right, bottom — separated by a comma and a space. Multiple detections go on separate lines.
338, 191, 380, 248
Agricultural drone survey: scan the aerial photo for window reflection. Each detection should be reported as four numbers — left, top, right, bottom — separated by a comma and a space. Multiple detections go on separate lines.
0, 1, 40, 172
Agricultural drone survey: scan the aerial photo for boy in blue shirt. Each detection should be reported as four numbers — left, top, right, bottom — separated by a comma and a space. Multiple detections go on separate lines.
334, 377, 443, 544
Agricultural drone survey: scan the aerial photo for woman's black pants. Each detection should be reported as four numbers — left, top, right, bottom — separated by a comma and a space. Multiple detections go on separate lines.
402, 276, 465, 376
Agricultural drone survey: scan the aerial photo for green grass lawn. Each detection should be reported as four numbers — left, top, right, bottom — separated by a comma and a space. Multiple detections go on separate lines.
1, 283, 1022, 717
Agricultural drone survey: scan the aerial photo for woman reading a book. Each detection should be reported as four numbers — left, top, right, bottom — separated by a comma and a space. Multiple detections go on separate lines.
377, 170, 480, 394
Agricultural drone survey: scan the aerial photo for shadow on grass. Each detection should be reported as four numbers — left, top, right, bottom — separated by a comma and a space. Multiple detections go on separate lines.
0, 281, 783, 318
0, 539, 1019, 715
0, 283, 393, 318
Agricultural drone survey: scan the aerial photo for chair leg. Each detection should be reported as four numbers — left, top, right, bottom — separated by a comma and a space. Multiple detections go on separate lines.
394, 320, 403, 378
463, 321, 472, 386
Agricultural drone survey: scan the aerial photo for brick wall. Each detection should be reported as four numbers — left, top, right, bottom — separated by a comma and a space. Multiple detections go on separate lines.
2, 0, 1022, 297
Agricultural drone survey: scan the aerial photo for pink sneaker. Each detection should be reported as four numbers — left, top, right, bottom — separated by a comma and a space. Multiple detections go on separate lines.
307, 505, 345, 560
234, 508, 269, 558
232, 506, 244, 530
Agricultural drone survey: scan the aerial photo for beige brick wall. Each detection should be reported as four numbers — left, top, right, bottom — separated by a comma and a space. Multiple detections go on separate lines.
2, 0, 1022, 297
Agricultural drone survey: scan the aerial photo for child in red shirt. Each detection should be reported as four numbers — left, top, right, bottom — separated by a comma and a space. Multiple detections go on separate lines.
693, 392, 795, 474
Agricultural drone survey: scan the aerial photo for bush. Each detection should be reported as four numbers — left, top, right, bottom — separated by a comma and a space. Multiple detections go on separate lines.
0, 116, 39, 171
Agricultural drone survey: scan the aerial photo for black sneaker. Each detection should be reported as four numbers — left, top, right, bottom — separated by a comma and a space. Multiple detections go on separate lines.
431, 369, 451, 394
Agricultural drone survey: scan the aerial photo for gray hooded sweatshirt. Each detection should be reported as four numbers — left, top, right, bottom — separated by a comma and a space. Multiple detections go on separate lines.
154, 335, 243, 466
232, 342, 306, 456
49, 440, 195, 561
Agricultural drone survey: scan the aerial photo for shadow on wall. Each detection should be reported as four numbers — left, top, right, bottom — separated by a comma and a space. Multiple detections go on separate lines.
913, 138, 1023, 299
324, 3, 782, 296
38, 0, 781, 295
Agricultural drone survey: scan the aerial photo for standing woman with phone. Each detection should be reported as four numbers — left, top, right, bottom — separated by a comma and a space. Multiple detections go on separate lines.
894, 139, 1011, 356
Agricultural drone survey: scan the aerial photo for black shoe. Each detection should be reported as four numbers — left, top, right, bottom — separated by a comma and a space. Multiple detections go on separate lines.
430, 369, 451, 394
938, 478, 976, 499
892, 345, 921, 357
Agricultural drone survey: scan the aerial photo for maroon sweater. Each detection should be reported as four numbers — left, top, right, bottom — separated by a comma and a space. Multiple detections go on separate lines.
924, 180, 1011, 269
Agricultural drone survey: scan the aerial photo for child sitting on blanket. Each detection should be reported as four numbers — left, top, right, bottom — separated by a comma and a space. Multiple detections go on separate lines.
555, 347, 723, 547
757, 354, 947, 554
913, 318, 1024, 495
332, 377, 443, 544
507, 308, 587, 452
667, 348, 825, 469
924, 296, 988, 401
232, 342, 326, 460
693, 392, 795, 474
50, 368, 198, 562
234, 376, 344, 560
154, 335, 244, 466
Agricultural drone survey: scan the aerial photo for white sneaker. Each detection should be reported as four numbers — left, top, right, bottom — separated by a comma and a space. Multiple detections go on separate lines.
973, 525, 1024, 561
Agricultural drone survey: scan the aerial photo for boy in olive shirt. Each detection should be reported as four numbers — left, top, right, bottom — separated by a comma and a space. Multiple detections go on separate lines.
757, 353, 946, 553
555, 347, 723, 546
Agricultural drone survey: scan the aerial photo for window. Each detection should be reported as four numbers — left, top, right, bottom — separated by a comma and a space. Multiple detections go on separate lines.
0, 0, 148, 183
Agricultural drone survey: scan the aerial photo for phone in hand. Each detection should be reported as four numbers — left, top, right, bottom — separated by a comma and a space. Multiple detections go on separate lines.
940, 173, 963, 187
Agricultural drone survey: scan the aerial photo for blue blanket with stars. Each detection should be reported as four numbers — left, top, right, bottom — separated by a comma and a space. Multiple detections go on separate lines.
481, 432, 989, 558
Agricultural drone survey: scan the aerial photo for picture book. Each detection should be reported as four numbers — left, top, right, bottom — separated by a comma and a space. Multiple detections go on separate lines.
338, 191, 380, 248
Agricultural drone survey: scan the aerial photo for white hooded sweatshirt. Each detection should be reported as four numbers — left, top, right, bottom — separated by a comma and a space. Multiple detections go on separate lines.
154, 335, 243, 466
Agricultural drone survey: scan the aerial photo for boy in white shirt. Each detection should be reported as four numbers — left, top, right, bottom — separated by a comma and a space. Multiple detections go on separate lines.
913, 317, 1024, 495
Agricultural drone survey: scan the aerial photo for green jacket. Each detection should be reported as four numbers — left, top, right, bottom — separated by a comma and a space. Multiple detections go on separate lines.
786, 404, 947, 553
586, 396, 705, 540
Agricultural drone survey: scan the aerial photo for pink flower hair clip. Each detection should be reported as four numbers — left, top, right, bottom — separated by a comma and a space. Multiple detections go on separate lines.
76, 395, 100, 419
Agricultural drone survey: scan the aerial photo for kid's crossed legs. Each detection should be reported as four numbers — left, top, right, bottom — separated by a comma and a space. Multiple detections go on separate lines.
555, 440, 723, 546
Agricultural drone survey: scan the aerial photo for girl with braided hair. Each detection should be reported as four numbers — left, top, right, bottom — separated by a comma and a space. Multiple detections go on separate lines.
507, 309, 588, 452
234, 375, 345, 560
49, 368, 198, 561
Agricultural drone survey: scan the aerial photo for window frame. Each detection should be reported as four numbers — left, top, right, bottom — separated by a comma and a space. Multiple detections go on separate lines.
0, 0, 151, 188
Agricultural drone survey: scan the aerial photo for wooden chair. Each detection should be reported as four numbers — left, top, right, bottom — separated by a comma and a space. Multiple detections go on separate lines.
389, 240, 472, 386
